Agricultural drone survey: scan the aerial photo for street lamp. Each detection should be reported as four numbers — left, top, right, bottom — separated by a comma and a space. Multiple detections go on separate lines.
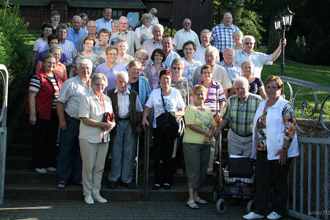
274, 6, 295, 77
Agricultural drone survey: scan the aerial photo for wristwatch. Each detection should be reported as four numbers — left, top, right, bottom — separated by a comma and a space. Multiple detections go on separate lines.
282, 147, 287, 151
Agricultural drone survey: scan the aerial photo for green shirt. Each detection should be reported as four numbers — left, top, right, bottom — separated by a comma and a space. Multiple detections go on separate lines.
220, 93, 262, 135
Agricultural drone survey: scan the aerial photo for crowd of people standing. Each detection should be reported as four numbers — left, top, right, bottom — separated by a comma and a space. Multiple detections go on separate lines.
27, 7, 298, 220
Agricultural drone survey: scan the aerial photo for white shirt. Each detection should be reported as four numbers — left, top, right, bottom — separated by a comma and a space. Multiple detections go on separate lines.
194, 44, 220, 65
145, 88, 185, 128
135, 24, 153, 39
114, 88, 143, 118
173, 28, 200, 50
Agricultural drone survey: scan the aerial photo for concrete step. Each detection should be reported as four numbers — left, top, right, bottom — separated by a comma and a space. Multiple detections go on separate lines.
7, 143, 33, 156
4, 183, 216, 201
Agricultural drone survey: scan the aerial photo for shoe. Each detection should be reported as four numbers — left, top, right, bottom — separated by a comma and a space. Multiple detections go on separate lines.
187, 200, 199, 209
194, 196, 208, 205
35, 168, 47, 174
152, 184, 161, 190
108, 181, 117, 189
175, 168, 184, 175
46, 167, 57, 172
84, 196, 94, 205
243, 212, 264, 219
267, 211, 282, 220
122, 182, 135, 189
163, 183, 171, 190
93, 195, 107, 203
228, 197, 241, 206
57, 181, 66, 189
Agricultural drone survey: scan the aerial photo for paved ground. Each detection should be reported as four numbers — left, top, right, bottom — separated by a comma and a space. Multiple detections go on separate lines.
0, 200, 298, 220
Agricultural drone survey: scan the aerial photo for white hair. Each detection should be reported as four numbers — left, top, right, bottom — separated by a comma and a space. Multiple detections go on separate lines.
205, 46, 219, 57
243, 35, 256, 43
77, 59, 93, 70
233, 76, 249, 88
115, 71, 129, 81
152, 24, 164, 35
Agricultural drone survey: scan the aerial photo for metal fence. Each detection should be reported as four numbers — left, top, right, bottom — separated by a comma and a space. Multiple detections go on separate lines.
0, 64, 9, 205
281, 77, 330, 220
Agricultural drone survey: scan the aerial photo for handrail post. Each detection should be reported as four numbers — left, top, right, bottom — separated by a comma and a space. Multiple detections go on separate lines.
143, 124, 150, 201
0, 64, 9, 205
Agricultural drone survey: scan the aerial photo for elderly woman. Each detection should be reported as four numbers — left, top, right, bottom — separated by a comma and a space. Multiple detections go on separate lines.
28, 53, 62, 174
198, 64, 226, 175
127, 61, 151, 106
135, 13, 153, 43
181, 41, 202, 81
30, 23, 53, 75
232, 30, 244, 52
94, 46, 127, 94
145, 48, 166, 90
243, 75, 299, 220
134, 49, 149, 75
79, 73, 116, 205
150, 8, 159, 26
69, 36, 100, 78
241, 60, 267, 100
36, 45, 67, 82
142, 69, 185, 190
183, 85, 216, 209
116, 38, 134, 66
93, 28, 111, 63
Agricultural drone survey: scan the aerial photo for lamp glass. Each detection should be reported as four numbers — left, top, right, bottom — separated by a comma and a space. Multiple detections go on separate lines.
274, 14, 283, 31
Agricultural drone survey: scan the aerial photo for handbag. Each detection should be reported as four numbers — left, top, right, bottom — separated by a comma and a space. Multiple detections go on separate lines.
156, 89, 179, 140
102, 112, 114, 123
226, 157, 254, 178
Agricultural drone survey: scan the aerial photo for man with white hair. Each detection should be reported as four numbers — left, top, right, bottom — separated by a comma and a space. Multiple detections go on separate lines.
233, 35, 286, 78
218, 48, 242, 82
173, 18, 200, 57
107, 71, 143, 189
219, 76, 262, 157
192, 46, 232, 98
142, 24, 164, 56
56, 59, 93, 189
67, 15, 88, 47
110, 16, 141, 56
76, 21, 98, 53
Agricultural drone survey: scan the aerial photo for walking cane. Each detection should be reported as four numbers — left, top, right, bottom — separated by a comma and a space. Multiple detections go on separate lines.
135, 134, 140, 188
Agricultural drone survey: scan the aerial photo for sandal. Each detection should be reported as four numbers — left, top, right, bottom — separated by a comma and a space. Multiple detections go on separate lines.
194, 196, 208, 205
187, 200, 199, 209
57, 181, 66, 189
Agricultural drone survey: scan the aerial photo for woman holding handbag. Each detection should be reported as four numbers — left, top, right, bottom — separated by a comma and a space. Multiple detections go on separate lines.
78, 73, 116, 205
142, 69, 185, 190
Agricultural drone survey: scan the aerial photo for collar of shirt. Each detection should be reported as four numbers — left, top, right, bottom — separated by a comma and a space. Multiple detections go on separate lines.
219, 61, 233, 67
220, 23, 234, 29
241, 50, 256, 55
235, 93, 251, 103
114, 87, 130, 95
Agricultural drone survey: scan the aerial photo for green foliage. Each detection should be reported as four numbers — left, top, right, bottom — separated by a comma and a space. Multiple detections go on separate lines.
0, 0, 30, 97
163, 26, 176, 38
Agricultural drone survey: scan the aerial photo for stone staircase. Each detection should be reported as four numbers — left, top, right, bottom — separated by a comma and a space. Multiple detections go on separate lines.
4, 110, 229, 202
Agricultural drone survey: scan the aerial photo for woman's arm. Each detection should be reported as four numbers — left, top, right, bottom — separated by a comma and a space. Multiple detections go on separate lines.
80, 117, 114, 131
28, 92, 37, 125
187, 124, 213, 138
142, 106, 151, 130
259, 86, 267, 100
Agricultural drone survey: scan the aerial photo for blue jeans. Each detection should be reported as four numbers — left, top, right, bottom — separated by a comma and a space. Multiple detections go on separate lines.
57, 113, 82, 183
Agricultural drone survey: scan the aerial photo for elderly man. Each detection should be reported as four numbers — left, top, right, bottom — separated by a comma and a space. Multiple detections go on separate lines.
233, 35, 286, 79
56, 59, 93, 189
76, 21, 98, 53
110, 16, 141, 56
218, 48, 242, 83
56, 24, 77, 75
173, 18, 200, 57
37, 34, 67, 67
95, 7, 113, 33
162, 35, 180, 69
211, 12, 240, 60
107, 71, 143, 189
194, 29, 219, 64
219, 76, 262, 157
142, 24, 164, 56
67, 16, 88, 47
192, 46, 232, 98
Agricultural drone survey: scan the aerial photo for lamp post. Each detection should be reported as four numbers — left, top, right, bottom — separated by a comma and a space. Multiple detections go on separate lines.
274, 6, 295, 77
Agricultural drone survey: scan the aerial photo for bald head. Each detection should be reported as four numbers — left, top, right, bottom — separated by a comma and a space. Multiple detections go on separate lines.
223, 12, 233, 27
183, 18, 192, 31
72, 15, 82, 31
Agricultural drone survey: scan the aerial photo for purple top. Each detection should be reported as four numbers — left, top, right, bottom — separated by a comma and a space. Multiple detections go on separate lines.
37, 49, 67, 64
94, 63, 127, 94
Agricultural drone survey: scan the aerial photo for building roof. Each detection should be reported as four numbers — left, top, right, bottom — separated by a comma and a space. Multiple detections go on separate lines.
2, 0, 146, 9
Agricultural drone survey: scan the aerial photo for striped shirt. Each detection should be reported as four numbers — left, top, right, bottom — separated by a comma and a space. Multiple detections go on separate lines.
57, 75, 91, 119
29, 74, 60, 109
199, 80, 226, 116
218, 61, 242, 82
59, 40, 77, 66
211, 23, 240, 53
220, 93, 262, 135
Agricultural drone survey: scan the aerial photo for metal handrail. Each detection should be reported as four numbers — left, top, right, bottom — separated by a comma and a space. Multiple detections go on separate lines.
0, 64, 9, 205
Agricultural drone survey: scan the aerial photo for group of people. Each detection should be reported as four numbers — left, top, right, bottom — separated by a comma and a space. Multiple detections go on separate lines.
27, 7, 299, 220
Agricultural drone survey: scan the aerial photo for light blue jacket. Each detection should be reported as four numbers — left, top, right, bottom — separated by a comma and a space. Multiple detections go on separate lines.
128, 76, 151, 106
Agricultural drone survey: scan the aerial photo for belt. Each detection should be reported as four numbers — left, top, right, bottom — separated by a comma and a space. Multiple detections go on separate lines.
64, 112, 80, 121
118, 117, 130, 121
232, 129, 252, 137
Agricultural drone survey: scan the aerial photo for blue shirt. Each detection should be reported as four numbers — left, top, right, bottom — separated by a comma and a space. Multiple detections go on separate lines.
95, 18, 113, 33
127, 76, 151, 106
37, 49, 67, 64
66, 28, 88, 47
